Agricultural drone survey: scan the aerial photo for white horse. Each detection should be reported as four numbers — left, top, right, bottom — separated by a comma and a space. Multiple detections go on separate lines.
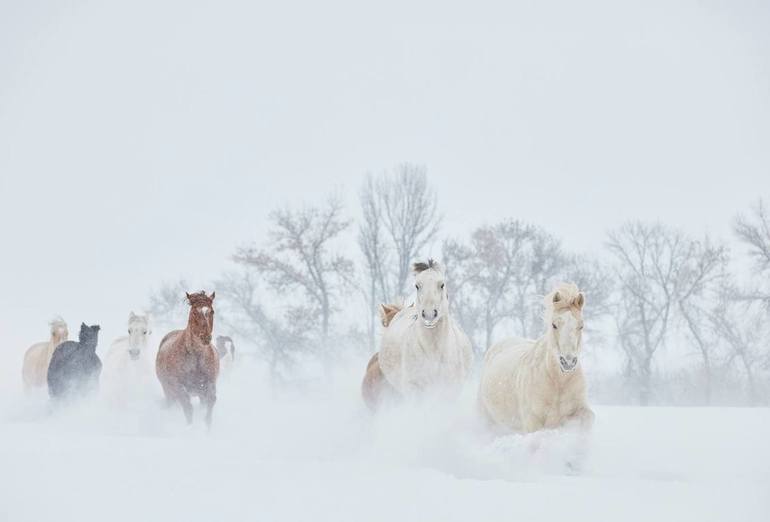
215, 335, 236, 375
378, 260, 473, 396
101, 312, 155, 404
478, 283, 594, 433
22, 317, 69, 391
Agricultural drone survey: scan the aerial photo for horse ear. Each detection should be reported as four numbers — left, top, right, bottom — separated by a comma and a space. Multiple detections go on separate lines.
573, 293, 585, 309
185, 292, 192, 300
552, 291, 561, 304
209, 291, 216, 301
81, 322, 87, 329
129, 311, 137, 320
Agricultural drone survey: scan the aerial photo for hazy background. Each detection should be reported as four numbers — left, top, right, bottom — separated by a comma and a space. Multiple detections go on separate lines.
2, 0, 769, 373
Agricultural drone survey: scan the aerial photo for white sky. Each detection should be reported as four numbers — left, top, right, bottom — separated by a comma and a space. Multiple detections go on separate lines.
1, 0, 768, 366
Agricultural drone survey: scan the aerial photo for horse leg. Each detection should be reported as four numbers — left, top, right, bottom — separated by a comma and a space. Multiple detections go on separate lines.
161, 381, 193, 424
177, 391, 194, 424
202, 385, 216, 428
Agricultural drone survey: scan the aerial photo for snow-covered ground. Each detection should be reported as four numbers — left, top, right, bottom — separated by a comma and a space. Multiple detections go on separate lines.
1, 361, 768, 522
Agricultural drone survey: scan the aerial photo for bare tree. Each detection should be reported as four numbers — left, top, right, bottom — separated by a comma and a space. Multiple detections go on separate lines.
709, 280, 770, 404
148, 279, 191, 329
607, 222, 726, 405
733, 199, 770, 309
444, 220, 611, 355
215, 270, 308, 381
358, 174, 392, 351
357, 164, 441, 350
443, 220, 534, 352
674, 236, 729, 404
234, 196, 354, 342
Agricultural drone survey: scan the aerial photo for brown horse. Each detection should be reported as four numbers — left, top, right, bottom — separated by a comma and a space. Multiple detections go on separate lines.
156, 291, 219, 426
361, 303, 401, 411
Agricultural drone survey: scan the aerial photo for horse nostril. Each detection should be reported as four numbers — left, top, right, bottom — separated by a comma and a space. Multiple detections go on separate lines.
432, 309, 438, 319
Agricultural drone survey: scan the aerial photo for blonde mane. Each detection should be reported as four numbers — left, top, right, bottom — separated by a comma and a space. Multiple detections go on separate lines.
543, 282, 584, 325
49, 316, 66, 331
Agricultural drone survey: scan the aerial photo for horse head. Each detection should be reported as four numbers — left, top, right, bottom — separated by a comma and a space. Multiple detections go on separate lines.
413, 259, 448, 329
186, 291, 215, 344
78, 323, 101, 350
49, 316, 69, 344
215, 335, 234, 360
126, 312, 151, 361
545, 283, 585, 373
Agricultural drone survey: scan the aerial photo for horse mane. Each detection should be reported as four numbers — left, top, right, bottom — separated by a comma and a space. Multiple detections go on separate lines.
186, 291, 212, 306
49, 316, 66, 330
543, 282, 583, 323
413, 259, 441, 274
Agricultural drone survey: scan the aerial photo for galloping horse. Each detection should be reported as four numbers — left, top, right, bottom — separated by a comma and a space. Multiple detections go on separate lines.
478, 283, 594, 433
156, 291, 218, 426
215, 335, 236, 375
22, 317, 69, 391
101, 312, 154, 404
47, 323, 102, 400
364, 260, 473, 408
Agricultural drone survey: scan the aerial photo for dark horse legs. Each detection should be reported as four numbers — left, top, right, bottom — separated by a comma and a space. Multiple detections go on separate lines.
161, 381, 194, 424
202, 386, 217, 428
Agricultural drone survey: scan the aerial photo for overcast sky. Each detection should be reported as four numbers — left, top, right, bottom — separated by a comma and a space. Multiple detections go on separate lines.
1, 0, 768, 366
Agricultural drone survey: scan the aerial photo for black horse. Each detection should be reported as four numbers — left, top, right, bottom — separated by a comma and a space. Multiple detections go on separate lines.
47, 323, 102, 399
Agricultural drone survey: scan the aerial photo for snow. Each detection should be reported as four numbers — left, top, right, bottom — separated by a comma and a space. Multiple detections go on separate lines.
1, 361, 768, 522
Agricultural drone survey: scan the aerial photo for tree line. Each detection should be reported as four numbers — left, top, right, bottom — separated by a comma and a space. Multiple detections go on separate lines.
149, 164, 770, 405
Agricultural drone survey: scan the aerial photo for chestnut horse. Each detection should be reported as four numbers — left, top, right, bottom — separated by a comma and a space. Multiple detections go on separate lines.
156, 291, 219, 426
361, 303, 401, 411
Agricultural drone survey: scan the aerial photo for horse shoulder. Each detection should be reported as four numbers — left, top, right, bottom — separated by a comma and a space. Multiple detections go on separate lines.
158, 330, 182, 353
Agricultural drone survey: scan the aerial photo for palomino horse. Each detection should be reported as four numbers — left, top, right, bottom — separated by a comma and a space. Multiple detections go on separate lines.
22, 317, 69, 391
361, 304, 402, 410
478, 283, 594, 433
101, 312, 154, 404
371, 260, 473, 403
156, 291, 218, 426
215, 335, 236, 375
47, 323, 102, 400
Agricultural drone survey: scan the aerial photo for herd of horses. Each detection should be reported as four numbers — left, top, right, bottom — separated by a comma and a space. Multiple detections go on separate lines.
21, 260, 593, 435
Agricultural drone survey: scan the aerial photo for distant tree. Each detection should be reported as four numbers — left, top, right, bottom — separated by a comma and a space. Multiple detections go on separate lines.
673, 236, 730, 404
709, 280, 770, 404
358, 164, 441, 350
733, 199, 770, 309
607, 222, 725, 405
444, 219, 611, 354
215, 270, 308, 381
148, 279, 191, 329
443, 220, 534, 353
234, 196, 354, 342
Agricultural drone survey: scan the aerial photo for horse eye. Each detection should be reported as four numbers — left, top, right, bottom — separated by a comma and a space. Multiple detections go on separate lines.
552, 323, 557, 330
440, 283, 445, 289
415, 284, 419, 291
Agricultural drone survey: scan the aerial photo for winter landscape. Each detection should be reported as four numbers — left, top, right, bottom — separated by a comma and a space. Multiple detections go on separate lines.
1, 1, 769, 521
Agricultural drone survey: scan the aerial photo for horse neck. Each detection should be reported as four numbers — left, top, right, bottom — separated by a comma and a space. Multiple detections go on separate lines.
183, 318, 210, 348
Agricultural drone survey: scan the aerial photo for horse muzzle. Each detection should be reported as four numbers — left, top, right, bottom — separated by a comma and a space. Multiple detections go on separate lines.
128, 349, 141, 361
559, 355, 578, 373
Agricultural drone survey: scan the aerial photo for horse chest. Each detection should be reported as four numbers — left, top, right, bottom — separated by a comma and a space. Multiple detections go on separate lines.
530, 383, 578, 430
